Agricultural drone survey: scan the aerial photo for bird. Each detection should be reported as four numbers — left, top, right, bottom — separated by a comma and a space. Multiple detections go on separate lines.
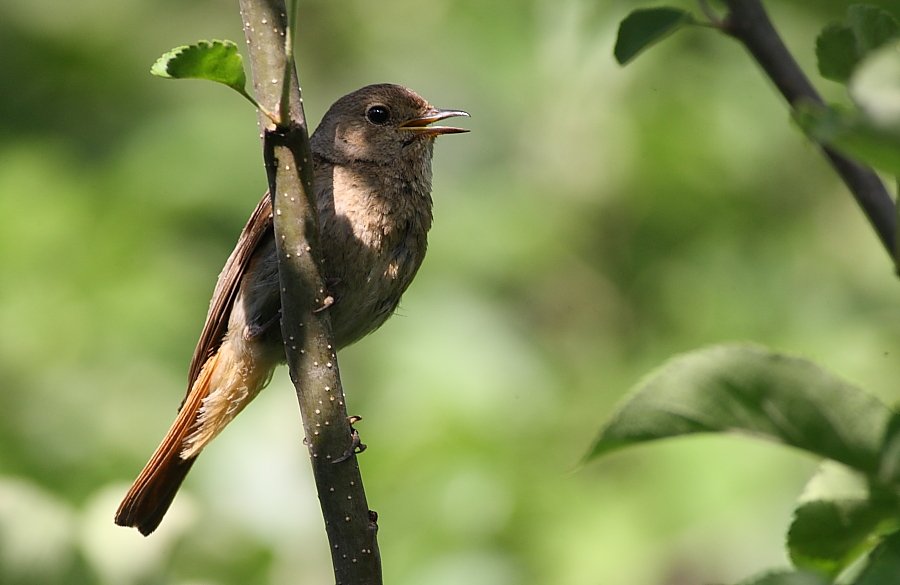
114, 84, 469, 535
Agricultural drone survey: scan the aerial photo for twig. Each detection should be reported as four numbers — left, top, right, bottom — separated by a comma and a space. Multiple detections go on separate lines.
236, 0, 382, 582
720, 0, 896, 257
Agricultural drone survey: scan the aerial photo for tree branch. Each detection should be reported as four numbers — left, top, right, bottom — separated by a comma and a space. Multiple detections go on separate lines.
236, 0, 382, 582
720, 0, 896, 257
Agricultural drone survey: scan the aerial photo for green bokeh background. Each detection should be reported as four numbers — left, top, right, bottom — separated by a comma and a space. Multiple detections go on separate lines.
2, 0, 900, 583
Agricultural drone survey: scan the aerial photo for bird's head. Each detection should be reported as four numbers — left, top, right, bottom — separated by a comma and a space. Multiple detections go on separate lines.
311, 84, 469, 165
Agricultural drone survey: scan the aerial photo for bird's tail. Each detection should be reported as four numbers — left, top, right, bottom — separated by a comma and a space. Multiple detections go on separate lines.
115, 337, 274, 536
114, 351, 218, 535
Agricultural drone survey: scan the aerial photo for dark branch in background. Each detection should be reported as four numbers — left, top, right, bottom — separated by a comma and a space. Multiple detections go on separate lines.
720, 0, 896, 257
236, 0, 382, 582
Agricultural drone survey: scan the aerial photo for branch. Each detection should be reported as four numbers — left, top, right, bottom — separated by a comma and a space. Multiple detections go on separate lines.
719, 0, 896, 257
236, 0, 382, 582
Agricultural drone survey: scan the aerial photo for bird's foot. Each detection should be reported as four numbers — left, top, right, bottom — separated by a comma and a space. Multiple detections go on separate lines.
314, 278, 342, 313
313, 295, 334, 313
332, 415, 366, 463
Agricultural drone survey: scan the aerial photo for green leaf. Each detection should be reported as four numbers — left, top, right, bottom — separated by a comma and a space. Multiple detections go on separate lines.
737, 570, 830, 585
587, 344, 891, 475
794, 102, 900, 176
817, 24, 860, 83
151, 40, 248, 94
614, 7, 697, 65
788, 463, 898, 578
790, 499, 896, 577
879, 411, 900, 485
851, 530, 900, 585
816, 5, 900, 84
848, 5, 900, 56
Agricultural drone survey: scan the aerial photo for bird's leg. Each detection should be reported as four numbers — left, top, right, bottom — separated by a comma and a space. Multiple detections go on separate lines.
243, 309, 283, 340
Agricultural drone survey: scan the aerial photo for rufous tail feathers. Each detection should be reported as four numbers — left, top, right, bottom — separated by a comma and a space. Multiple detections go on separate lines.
115, 339, 273, 535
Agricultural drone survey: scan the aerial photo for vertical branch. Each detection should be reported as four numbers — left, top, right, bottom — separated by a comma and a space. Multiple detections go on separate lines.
719, 0, 896, 257
236, 0, 382, 582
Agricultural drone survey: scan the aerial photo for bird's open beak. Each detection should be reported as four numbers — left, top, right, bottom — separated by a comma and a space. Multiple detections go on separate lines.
399, 108, 470, 135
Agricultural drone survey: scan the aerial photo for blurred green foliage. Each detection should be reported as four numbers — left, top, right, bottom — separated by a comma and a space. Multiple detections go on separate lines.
3, 0, 900, 584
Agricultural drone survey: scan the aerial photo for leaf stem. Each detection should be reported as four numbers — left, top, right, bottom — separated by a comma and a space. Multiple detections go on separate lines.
236, 87, 279, 125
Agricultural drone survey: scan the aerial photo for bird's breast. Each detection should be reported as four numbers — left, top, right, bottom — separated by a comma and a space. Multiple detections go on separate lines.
318, 163, 433, 348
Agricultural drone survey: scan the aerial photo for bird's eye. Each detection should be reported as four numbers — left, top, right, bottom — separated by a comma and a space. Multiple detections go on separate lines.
366, 105, 390, 125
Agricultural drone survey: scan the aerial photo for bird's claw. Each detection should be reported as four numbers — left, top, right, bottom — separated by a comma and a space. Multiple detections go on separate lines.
332, 416, 366, 463
313, 295, 335, 313
314, 278, 341, 313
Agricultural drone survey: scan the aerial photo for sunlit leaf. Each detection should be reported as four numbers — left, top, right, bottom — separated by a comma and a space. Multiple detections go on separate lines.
849, 44, 900, 127
587, 344, 891, 475
151, 40, 248, 94
614, 7, 697, 65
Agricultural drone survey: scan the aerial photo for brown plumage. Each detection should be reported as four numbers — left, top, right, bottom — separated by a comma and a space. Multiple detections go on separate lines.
115, 84, 468, 535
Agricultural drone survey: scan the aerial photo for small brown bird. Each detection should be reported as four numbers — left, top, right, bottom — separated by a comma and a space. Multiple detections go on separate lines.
115, 84, 468, 535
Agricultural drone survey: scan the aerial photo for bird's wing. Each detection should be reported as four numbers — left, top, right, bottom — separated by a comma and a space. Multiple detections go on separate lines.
185, 193, 274, 396
116, 194, 275, 534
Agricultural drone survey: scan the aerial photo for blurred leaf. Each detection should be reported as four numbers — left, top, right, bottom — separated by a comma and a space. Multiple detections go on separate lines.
788, 498, 898, 577
817, 24, 861, 83
788, 461, 897, 576
851, 530, 900, 584
849, 44, 900, 127
737, 570, 830, 585
799, 461, 870, 503
151, 40, 248, 95
816, 5, 900, 83
848, 5, 900, 56
614, 7, 697, 65
880, 411, 900, 485
794, 101, 900, 175
587, 344, 891, 475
